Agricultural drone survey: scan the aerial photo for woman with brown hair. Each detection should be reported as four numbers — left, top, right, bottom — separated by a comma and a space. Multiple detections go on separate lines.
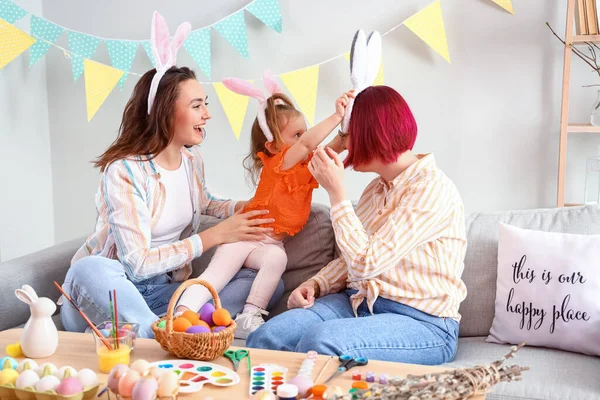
59, 64, 282, 338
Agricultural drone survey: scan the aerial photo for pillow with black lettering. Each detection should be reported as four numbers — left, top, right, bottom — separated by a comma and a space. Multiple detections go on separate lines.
487, 223, 600, 356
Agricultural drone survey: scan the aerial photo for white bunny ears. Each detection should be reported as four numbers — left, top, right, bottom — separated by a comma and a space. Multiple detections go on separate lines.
147, 11, 192, 114
221, 70, 284, 142
341, 29, 382, 133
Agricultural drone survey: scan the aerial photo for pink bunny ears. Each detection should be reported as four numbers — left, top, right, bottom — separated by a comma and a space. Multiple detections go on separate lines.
147, 11, 192, 114
222, 70, 283, 142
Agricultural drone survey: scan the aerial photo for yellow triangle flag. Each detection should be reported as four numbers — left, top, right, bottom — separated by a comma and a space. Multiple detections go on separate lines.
491, 0, 514, 14
0, 19, 36, 69
84, 59, 124, 122
404, 0, 451, 63
280, 65, 319, 126
344, 52, 384, 86
213, 81, 252, 140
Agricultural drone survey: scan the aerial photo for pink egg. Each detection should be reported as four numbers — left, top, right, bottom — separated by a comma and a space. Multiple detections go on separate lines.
118, 370, 141, 398
132, 377, 159, 400
199, 303, 215, 326
56, 377, 83, 396
186, 325, 210, 334
107, 364, 130, 394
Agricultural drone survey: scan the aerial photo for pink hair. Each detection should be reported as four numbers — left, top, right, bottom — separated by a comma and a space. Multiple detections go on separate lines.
344, 85, 417, 168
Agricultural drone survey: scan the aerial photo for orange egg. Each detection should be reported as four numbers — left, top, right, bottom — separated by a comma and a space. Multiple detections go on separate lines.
193, 320, 210, 329
212, 308, 232, 326
172, 317, 192, 333
181, 310, 200, 325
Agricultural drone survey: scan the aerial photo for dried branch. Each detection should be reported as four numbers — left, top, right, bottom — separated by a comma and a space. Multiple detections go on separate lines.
547, 22, 600, 79
327, 343, 529, 400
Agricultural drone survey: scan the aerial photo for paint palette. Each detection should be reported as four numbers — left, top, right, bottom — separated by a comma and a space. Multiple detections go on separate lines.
148, 359, 240, 394
249, 363, 288, 396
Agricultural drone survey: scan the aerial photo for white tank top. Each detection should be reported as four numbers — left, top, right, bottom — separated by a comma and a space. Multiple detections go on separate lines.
151, 159, 193, 248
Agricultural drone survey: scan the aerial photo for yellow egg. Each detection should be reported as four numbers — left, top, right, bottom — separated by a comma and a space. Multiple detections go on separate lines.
157, 371, 179, 397
118, 369, 141, 397
0, 368, 19, 386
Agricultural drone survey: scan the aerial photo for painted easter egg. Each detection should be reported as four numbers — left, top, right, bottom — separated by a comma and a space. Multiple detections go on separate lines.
54, 366, 78, 380
17, 359, 38, 373
181, 310, 200, 325
56, 377, 83, 396
123, 324, 133, 330
199, 303, 215, 326
77, 368, 98, 388
172, 317, 192, 333
185, 325, 210, 334
212, 326, 226, 333
107, 364, 130, 394
0, 356, 17, 370
212, 308, 232, 326
35, 375, 61, 393
118, 369, 141, 397
157, 371, 179, 397
131, 377, 159, 400
36, 363, 57, 378
0, 368, 19, 386
100, 329, 111, 338
148, 366, 164, 380
131, 359, 151, 375
157, 320, 166, 329
16, 369, 39, 389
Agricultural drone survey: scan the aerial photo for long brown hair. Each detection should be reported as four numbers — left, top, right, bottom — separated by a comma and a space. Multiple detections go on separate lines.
95, 66, 197, 171
243, 93, 302, 186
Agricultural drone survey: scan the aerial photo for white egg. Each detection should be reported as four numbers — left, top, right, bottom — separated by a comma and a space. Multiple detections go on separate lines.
147, 366, 164, 380
130, 359, 151, 375
54, 366, 78, 380
157, 371, 179, 397
35, 375, 61, 393
36, 363, 57, 378
17, 359, 38, 373
77, 368, 98, 388
16, 369, 40, 389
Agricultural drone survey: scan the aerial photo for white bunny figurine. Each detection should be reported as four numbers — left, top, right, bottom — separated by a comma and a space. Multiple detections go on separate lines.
15, 285, 59, 358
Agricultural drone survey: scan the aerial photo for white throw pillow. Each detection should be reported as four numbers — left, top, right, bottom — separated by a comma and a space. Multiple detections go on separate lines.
487, 223, 600, 356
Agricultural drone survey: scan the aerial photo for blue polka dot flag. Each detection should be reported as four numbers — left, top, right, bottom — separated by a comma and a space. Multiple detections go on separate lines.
29, 15, 64, 66
67, 31, 101, 82
246, 0, 282, 33
0, 0, 27, 24
141, 40, 155, 67
213, 10, 249, 60
183, 28, 211, 79
105, 40, 138, 89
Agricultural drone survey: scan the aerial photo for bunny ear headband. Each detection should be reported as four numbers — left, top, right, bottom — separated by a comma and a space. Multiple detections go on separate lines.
341, 29, 382, 133
147, 11, 192, 114
221, 70, 284, 142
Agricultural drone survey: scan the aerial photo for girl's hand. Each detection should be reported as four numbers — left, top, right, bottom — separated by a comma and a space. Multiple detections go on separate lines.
287, 281, 317, 309
215, 209, 274, 243
335, 90, 355, 119
308, 147, 347, 205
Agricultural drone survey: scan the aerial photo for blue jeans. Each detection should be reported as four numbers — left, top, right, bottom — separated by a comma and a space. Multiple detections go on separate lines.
60, 256, 285, 338
247, 290, 459, 365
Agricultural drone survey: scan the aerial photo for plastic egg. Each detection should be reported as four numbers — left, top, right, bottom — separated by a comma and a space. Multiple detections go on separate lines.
199, 303, 215, 326
56, 377, 83, 396
35, 375, 61, 393
287, 375, 313, 398
212, 326, 226, 333
16, 369, 40, 389
252, 389, 277, 399
212, 308, 232, 326
131, 359, 151, 375
132, 377, 159, 400
186, 325, 210, 334
157, 371, 179, 397
77, 368, 98, 388
147, 366, 164, 380
36, 363, 57, 377
17, 359, 38, 373
118, 369, 141, 397
0, 368, 19, 386
107, 364, 130, 394
54, 366, 78, 380
100, 329, 111, 338
0, 356, 17, 370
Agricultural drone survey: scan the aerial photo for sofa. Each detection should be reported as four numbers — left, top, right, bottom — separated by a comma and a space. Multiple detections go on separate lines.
1, 204, 599, 399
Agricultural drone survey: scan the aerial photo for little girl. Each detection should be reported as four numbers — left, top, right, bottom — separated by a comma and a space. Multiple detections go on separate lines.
177, 71, 353, 338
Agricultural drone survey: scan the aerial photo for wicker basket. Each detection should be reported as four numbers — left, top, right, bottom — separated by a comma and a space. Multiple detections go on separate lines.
151, 279, 236, 360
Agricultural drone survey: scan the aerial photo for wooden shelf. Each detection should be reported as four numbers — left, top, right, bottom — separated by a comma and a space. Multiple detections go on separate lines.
567, 123, 600, 132
565, 203, 584, 207
572, 34, 600, 43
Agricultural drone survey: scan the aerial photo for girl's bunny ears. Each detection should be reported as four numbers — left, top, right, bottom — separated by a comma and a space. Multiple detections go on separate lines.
147, 11, 192, 114
222, 70, 284, 142
341, 29, 382, 133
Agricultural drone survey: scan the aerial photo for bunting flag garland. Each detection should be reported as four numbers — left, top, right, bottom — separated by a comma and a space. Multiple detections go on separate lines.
246, 0, 283, 33
213, 81, 252, 140
105, 40, 138, 88
29, 16, 64, 66
0, 0, 26, 23
213, 10, 249, 60
183, 28, 211, 78
491, 0, 515, 14
83, 59, 124, 121
280, 65, 319, 126
0, 18, 35, 69
67, 31, 101, 81
404, 0, 451, 63
141, 40, 155, 67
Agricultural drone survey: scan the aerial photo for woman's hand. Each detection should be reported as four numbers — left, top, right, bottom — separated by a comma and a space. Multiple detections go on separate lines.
308, 147, 347, 206
334, 90, 355, 119
203, 209, 273, 248
287, 281, 317, 309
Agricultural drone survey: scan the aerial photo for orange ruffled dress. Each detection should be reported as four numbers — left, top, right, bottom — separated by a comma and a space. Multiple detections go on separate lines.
243, 146, 319, 236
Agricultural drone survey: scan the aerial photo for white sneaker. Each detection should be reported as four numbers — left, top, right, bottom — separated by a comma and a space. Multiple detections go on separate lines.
234, 309, 269, 339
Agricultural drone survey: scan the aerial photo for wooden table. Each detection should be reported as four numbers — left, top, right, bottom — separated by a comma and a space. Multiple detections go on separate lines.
0, 329, 485, 399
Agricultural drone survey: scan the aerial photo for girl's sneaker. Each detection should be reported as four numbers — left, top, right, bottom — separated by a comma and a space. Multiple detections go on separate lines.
234, 308, 269, 339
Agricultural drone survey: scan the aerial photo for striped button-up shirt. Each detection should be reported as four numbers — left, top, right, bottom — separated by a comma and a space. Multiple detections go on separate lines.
72, 145, 236, 283
309, 154, 467, 321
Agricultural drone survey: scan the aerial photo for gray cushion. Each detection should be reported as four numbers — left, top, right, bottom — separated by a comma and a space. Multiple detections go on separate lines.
446, 337, 600, 400
459, 205, 600, 338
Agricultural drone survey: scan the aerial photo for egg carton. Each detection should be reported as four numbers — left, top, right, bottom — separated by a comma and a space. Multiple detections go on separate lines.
0, 384, 99, 400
